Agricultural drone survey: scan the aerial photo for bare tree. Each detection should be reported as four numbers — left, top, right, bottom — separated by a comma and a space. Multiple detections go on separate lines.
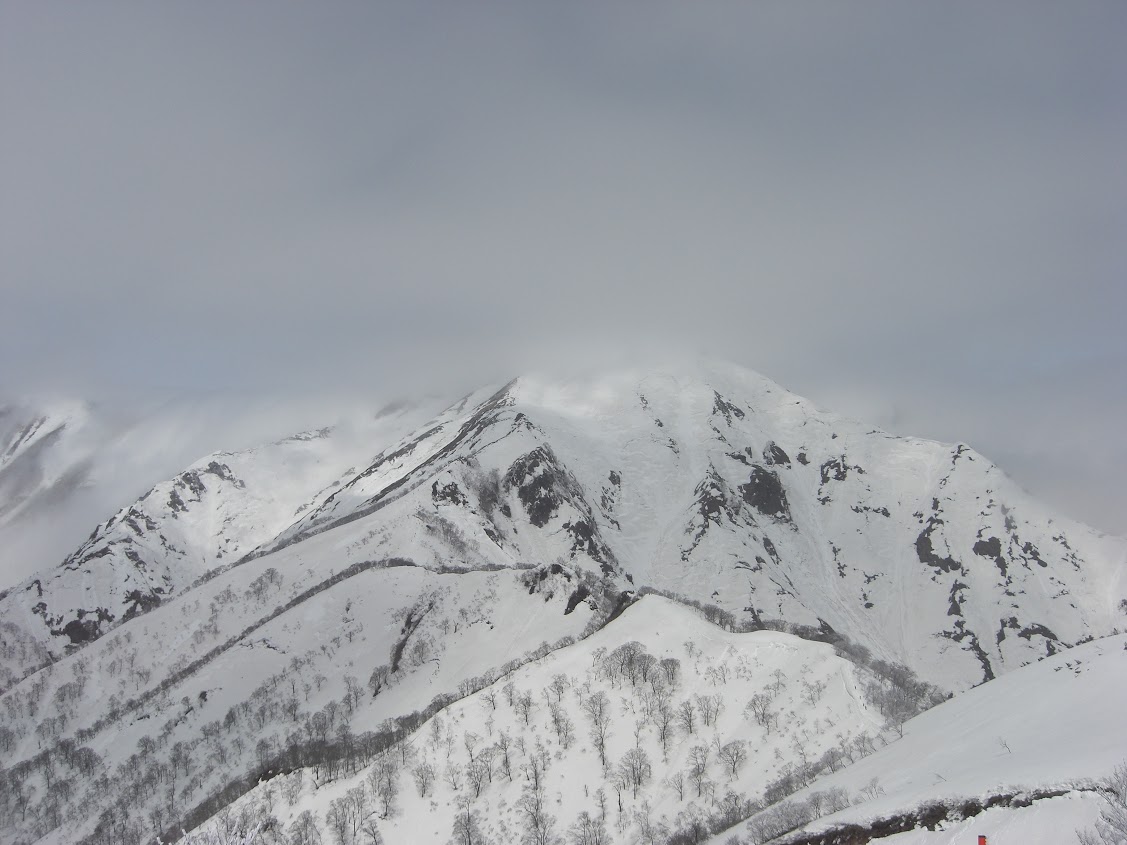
412, 760, 435, 798
550, 702, 576, 749
569, 810, 609, 845
659, 657, 681, 686
688, 744, 711, 797
496, 731, 513, 781
676, 699, 696, 735
359, 819, 383, 845
549, 673, 570, 702
1078, 762, 1127, 845
288, 809, 322, 845
368, 753, 399, 817
746, 693, 777, 734
665, 770, 686, 801
635, 799, 668, 845
516, 690, 535, 725
451, 802, 487, 845
517, 780, 555, 845
444, 763, 461, 792
617, 747, 653, 798
465, 757, 491, 798
583, 691, 612, 769
718, 740, 748, 779
695, 693, 724, 727
463, 731, 481, 762
654, 700, 676, 754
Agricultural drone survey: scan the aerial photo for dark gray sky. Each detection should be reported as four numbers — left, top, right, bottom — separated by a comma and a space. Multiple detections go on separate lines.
2, 2, 1124, 535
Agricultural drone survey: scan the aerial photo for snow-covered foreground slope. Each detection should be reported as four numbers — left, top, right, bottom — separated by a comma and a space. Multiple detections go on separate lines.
707, 632, 1127, 844
190, 595, 891, 845
0, 524, 606, 845
837, 795, 1108, 845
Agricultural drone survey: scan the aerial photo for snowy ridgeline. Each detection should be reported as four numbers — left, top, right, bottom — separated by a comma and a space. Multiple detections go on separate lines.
4, 362, 1125, 703
183, 598, 1127, 845
3, 363, 1126, 845
0, 554, 603, 845
189, 596, 886, 844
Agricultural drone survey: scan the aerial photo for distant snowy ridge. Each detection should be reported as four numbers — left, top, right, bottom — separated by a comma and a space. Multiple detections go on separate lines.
0, 397, 445, 692
0, 361, 1124, 845
2, 362, 1124, 696
235, 363, 1126, 690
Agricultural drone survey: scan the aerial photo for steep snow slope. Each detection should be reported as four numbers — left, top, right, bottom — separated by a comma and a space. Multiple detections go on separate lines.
246, 363, 1127, 691
0, 398, 446, 692
190, 595, 890, 845
0, 401, 93, 526
3, 361, 1124, 845
0, 397, 369, 588
0, 401, 99, 576
709, 632, 1127, 844
0, 519, 605, 845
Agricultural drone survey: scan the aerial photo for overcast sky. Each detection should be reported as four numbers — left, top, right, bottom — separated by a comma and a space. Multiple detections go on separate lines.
1, 2, 1124, 536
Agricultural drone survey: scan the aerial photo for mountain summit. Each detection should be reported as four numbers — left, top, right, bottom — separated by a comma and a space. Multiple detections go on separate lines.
1, 361, 1125, 845
2, 362, 1122, 695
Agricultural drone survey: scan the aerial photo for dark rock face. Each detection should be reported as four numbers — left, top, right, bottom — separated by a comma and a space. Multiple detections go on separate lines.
62, 618, 101, 645
562, 519, 613, 569
711, 391, 746, 425
762, 442, 791, 467
940, 620, 995, 683
916, 517, 962, 575
504, 446, 569, 528
122, 588, 162, 621
820, 457, 849, 485
973, 536, 1007, 576
503, 446, 619, 574
682, 467, 741, 561
166, 462, 243, 517
564, 584, 591, 615
1017, 622, 1060, 655
739, 466, 792, 523
431, 480, 467, 507
58, 606, 115, 645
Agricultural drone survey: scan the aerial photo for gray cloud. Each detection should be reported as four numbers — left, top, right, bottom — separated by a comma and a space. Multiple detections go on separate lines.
1, 2, 1123, 534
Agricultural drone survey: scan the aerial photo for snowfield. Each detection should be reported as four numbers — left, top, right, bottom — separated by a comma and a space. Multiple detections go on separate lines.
200, 595, 890, 844
1, 362, 1124, 845
707, 633, 1127, 844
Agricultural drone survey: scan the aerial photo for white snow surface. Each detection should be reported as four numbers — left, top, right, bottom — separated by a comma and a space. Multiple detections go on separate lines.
2, 361, 1125, 845
706, 632, 1127, 844
200, 595, 888, 845
196, 599, 1127, 845
246, 362, 1125, 691
0, 395, 448, 690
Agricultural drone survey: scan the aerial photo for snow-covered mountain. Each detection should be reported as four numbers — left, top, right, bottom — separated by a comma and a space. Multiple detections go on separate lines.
200, 598, 1127, 845
239, 363, 1126, 693
209, 594, 895, 845
0, 401, 101, 574
0, 395, 449, 593
0, 361, 1124, 845
0, 396, 447, 692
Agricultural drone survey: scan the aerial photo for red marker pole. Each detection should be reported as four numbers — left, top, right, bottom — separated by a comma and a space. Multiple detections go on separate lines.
978, 836, 987, 845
